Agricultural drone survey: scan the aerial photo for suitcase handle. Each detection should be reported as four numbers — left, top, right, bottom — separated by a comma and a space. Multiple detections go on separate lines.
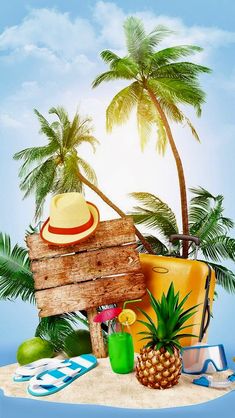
169, 234, 200, 259
199, 264, 212, 341
199, 298, 211, 341
169, 234, 200, 246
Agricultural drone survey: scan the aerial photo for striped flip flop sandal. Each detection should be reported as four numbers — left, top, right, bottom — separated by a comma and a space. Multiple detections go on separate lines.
28, 354, 97, 396
14, 358, 69, 382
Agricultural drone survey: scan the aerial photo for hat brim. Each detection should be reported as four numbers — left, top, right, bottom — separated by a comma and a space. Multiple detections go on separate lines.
40, 202, 100, 246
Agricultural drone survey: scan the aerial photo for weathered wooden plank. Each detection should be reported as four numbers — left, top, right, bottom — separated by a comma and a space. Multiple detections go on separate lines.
35, 273, 146, 317
87, 308, 107, 358
32, 244, 141, 290
27, 218, 136, 260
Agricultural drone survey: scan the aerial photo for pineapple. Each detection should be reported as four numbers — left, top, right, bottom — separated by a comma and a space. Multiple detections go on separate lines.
136, 283, 198, 389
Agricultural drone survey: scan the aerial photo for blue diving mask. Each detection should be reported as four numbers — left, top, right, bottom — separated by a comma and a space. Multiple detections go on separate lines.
181, 344, 228, 375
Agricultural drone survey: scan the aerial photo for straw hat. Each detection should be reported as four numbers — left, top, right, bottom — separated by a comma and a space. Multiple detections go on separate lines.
40, 193, 100, 246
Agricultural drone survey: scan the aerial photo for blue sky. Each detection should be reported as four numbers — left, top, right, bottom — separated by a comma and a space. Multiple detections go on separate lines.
0, 1, 235, 355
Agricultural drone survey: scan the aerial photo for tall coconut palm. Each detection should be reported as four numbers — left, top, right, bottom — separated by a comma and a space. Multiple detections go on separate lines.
129, 187, 235, 293
92, 16, 211, 257
14, 106, 153, 253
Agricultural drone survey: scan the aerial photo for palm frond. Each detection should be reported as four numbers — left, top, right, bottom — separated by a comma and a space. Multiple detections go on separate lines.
152, 62, 211, 82
76, 135, 99, 153
66, 114, 88, 148
220, 217, 234, 229
100, 50, 120, 64
34, 159, 57, 220
191, 205, 225, 241
106, 81, 142, 132
124, 17, 172, 65
190, 186, 217, 201
35, 312, 87, 352
53, 153, 83, 194
148, 78, 206, 113
19, 161, 49, 197
49, 106, 69, 127
25, 223, 41, 237
0, 233, 35, 303
137, 235, 168, 255
136, 92, 155, 150
64, 112, 80, 150
110, 57, 139, 78
207, 262, 235, 293
147, 25, 173, 49
155, 117, 167, 155
200, 236, 235, 262
77, 156, 98, 186
137, 111, 152, 151
129, 192, 178, 238
92, 70, 133, 88
151, 45, 203, 67
158, 98, 184, 123
136, 92, 167, 153
189, 187, 219, 224
123, 16, 146, 64
14, 143, 58, 175
183, 115, 200, 142
189, 190, 227, 240
34, 109, 60, 145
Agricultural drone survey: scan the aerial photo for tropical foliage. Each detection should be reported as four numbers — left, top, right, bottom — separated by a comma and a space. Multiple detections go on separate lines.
35, 313, 88, 352
14, 106, 152, 253
138, 283, 198, 352
130, 187, 235, 293
93, 16, 211, 256
14, 107, 99, 220
0, 231, 88, 351
0, 233, 35, 303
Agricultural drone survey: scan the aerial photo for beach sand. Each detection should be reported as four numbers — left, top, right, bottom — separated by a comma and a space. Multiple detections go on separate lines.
0, 358, 234, 409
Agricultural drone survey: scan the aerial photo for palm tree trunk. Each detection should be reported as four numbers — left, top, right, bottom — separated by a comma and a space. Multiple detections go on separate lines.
77, 170, 155, 254
145, 85, 189, 258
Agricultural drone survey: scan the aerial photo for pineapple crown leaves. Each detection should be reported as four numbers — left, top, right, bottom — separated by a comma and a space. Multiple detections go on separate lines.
137, 283, 199, 351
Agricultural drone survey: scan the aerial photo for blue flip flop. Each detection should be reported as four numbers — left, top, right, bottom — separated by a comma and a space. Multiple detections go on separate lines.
27, 354, 97, 396
14, 358, 68, 382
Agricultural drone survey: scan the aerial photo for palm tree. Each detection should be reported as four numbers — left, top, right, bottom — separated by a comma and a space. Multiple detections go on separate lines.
92, 16, 211, 257
129, 187, 235, 293
14, 106, 153, 253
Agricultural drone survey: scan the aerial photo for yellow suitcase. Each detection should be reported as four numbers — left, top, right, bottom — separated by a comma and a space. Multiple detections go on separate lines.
130, 235, 216, 352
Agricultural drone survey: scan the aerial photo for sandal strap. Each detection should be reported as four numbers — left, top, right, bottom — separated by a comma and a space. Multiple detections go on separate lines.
15, 358, 71, 377
30, 367, 81, 389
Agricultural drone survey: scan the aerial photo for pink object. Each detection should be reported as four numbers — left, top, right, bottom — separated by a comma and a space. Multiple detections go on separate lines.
93, 307, 122, 323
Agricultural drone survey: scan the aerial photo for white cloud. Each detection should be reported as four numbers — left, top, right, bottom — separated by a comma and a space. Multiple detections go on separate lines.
94, 1, 125, 48
0, 8, 96, 60
94, 1, 235, 62
10, 81, 41, 101
0, 113, 23, 129
0, 8, 97, 76
1, 2, 234, 72
134, 11, 235, 47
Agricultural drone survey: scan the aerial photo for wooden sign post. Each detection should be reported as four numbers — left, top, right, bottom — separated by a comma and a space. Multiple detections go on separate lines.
26, 218, 146, 358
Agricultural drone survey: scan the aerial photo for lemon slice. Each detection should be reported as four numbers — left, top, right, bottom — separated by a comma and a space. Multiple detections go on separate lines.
118, 309, 137, 326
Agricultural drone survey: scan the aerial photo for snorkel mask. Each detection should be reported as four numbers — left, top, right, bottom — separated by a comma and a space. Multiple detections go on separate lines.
181, 344, 228, 375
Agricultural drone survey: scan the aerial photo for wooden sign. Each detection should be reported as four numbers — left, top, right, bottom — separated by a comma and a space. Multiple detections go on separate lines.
26, 218, 146, 358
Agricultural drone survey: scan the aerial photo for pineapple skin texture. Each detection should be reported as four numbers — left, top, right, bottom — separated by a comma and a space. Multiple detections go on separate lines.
136, 346, 182, 389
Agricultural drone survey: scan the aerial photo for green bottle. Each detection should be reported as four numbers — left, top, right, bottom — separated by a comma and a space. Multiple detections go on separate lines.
108, 332, 134, 374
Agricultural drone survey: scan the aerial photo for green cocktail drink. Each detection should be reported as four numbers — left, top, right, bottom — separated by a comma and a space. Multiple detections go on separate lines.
108, 332, 134, 374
